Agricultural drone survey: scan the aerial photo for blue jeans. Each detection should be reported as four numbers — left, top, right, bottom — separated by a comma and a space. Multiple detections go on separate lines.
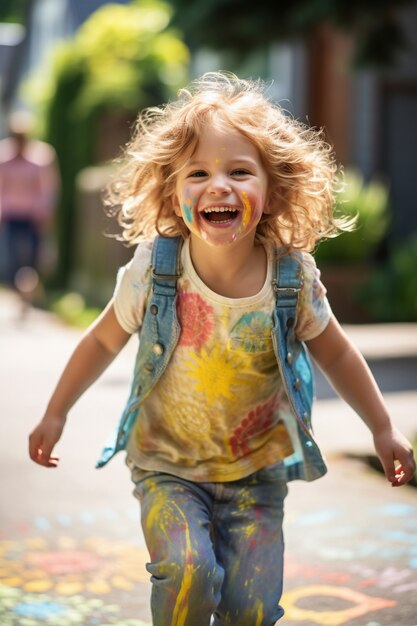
3, 218, 40, 285
130, 463, 288, 626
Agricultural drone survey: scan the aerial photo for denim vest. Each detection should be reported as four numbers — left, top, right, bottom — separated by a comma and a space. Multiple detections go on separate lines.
97, 236, 327, 482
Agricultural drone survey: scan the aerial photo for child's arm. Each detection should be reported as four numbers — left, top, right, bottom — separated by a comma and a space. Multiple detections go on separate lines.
29, 299, 131, 468
306, 316, 416, 487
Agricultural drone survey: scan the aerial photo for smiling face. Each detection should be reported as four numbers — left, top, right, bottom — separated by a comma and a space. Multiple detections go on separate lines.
173, 123, 269, 248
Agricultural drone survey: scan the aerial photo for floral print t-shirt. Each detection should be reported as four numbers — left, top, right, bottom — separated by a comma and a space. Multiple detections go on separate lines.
113, 238, 331, 482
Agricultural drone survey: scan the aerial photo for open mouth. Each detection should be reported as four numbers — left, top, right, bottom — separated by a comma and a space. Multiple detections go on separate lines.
202, 207, 239, 224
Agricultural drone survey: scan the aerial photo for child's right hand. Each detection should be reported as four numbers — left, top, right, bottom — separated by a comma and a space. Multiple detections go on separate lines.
27, 301, 130, 469
29, 414, 66, 468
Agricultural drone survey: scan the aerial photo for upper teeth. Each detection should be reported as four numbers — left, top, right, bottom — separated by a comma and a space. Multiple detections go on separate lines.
204, 207, 237, 213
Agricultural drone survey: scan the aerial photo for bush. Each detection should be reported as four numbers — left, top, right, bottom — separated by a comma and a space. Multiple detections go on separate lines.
51, 292, 101, 328
314, 169, 390, 265
358, 233, 417, 322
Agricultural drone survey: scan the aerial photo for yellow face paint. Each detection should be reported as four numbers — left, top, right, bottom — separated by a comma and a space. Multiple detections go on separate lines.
241, 191, 252, 230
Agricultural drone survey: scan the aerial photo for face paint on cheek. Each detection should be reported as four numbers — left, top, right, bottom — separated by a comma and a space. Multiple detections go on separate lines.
182, 201, 193, 224
181, 188, 198, 228
241, 192, 253, 230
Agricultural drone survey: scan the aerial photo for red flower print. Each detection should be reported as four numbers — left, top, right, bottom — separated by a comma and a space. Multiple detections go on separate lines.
229, 395, 281, 457
177, 291, 214, 349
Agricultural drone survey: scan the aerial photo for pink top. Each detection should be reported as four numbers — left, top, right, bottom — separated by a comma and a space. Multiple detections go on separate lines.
0, 138, 60, 222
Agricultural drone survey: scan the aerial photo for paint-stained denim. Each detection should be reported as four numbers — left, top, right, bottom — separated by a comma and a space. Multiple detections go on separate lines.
130, 463, 288, 626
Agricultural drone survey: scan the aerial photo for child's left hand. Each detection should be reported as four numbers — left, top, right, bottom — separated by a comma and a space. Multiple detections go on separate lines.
373, 426, 416, 487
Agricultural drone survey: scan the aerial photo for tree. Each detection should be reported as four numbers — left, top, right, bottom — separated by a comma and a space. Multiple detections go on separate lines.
169, 0, 417, 67
24, 0, 189, 287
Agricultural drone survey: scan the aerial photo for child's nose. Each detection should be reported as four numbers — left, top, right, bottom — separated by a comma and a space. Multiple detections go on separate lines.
207, 174, 232, 195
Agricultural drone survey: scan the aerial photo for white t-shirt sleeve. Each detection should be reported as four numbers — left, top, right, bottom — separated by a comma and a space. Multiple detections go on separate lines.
113, 240, 153, 334
295, 252, 332, 342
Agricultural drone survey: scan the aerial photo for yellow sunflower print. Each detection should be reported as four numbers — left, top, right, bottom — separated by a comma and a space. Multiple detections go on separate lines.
184, 344, 249, 405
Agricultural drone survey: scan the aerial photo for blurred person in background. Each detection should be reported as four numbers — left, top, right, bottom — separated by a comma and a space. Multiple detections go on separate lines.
0, 111, 60, 300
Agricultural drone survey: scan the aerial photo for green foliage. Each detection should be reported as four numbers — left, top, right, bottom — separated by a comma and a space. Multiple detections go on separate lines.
51, 292, 101, 328
0, 0, 29, 24
358, 234, 417, 322
315, 169, 390, 265
24, 0, 189, 287
169, 0, 417, 67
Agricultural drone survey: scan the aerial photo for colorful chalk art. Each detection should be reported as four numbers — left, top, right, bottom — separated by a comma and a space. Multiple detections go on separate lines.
0, 510, 152, 626
1, 500, 417, 625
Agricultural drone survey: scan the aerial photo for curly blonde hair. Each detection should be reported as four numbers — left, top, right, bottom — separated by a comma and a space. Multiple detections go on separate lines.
106, 71, 352, 252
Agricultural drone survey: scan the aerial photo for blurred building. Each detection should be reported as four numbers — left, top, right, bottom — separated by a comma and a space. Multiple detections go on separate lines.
306, 9, 417, 241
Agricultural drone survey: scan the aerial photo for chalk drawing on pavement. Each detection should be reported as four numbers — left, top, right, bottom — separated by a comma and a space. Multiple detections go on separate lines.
281, 585, 396, 625
288, 501, 417, 570
0, 511, 153, 626
1, 500, 416, 625
0, 535, 149, 595
0, 584, 137, 626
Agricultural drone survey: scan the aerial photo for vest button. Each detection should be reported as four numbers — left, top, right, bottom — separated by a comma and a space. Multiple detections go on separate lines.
144, 363, 154, 372
150, 304, 158, 315
286, 352, 293, 364
293, 378, 301, 390
152, 343, 164, 356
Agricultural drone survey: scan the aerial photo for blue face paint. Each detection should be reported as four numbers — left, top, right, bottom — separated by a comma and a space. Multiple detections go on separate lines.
181, 187, 195, 225
183, 202, 193, 224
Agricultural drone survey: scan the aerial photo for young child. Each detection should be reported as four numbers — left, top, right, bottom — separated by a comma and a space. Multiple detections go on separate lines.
29, 72, 416, 626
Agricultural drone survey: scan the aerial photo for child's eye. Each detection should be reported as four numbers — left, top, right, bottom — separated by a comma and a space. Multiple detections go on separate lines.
188, 170, 207, 178
231, 169, 250, 177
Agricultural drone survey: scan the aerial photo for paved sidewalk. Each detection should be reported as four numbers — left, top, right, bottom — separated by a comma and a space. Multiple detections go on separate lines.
1, 289, 416, 626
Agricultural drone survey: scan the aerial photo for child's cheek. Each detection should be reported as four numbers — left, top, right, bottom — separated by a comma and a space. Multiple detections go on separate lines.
181, 188, 196, 225
241, 191, 253, 229
182, 200, 193, 224
241, 191, 264, 228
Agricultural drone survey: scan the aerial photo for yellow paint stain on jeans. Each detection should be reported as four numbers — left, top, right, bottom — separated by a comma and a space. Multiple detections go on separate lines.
145, 489, 176, 544
242, 521, 256, 540
170, 502, 194, 626
255, 599, 264, 626
144, 492, 194, 626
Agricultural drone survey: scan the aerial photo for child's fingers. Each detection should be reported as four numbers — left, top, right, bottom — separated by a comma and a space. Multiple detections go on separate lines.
390, 464, 404, 487
376, 450, 396, 484
393, 455, 416, 486
44, 454, 60, 468
378, 453, 404, 485
383, 455, 415, 487
35, 447, 59, 467
29, 432, 59, 468
37, 444, 60, 467
28, 432, 42, 463
375, 432, 416, 486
